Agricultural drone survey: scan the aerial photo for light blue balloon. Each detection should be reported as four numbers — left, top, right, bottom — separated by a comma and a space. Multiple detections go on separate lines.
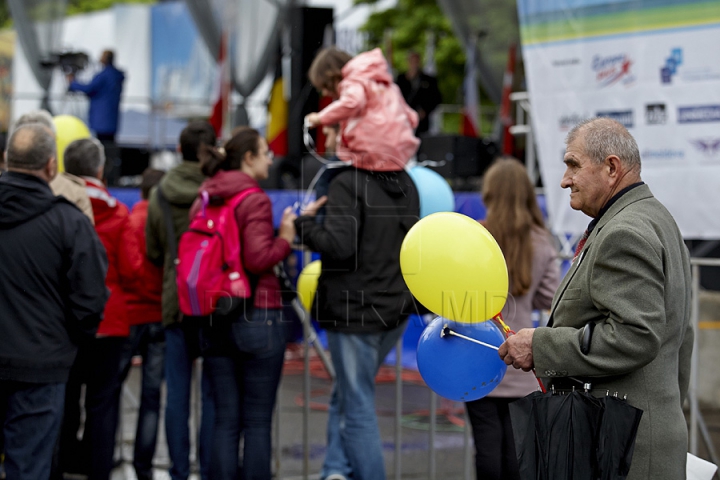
408, 166, 455, 218
417, 316, 507, 402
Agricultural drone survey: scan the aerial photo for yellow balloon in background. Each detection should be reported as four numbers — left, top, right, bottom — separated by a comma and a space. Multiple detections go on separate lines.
52, 115, 91, 172
400, 212, 508, 323
297, 260, 322, 312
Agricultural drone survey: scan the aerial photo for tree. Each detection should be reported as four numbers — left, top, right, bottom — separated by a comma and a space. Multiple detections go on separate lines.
66, 0, 156, 17
0, 0, 156, 27
357, 0, 466, 104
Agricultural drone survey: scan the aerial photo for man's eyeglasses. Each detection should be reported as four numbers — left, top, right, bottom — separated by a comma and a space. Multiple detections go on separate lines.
266, 150, 275, 161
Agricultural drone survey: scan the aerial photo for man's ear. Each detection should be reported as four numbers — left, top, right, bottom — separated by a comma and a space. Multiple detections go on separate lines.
605, 154, 622, 181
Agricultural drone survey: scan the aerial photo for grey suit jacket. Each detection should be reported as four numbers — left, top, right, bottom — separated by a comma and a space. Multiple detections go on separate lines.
533, 184, 693, 480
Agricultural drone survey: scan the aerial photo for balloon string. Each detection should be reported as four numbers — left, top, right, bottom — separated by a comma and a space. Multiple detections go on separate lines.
493, 313, 547, 394
492, 313, 514, 336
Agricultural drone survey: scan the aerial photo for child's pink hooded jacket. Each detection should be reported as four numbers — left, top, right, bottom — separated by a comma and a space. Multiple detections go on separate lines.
317, 48, 420, 171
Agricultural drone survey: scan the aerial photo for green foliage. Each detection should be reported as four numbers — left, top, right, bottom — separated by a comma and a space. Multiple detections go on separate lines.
0, 1, 156, 28
67, 0, 156, 16
0, 4, 11, 28
358, 0, 466, 104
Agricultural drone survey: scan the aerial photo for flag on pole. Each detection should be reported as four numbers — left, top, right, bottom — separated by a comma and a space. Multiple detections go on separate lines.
209, 33, 228, 137
461, 39, 479, 137
266, 63, 288, 156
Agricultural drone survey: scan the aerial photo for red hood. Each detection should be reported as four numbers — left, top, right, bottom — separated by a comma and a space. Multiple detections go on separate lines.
84, 177, 124, 224
198, 170, 259, 200
341, 48, 393, 86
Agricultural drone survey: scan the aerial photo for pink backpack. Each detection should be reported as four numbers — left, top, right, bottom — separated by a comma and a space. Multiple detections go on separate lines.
176, 187, 261, 317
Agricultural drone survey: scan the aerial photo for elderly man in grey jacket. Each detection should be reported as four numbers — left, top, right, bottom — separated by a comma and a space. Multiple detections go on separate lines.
499, 117, 693, 480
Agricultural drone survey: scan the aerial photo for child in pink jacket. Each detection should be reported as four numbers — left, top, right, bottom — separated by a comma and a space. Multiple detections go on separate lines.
305, 47, 420, 172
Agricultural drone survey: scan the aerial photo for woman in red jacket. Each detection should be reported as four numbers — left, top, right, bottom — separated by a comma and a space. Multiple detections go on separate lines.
117, 168, 166, 480
195, 127, 296, 480
62, 137, 130, 480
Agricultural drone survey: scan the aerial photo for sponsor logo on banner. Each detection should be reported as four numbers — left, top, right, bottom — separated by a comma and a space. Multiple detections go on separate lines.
642, 149, 685, 160
678, 105, 720, 123
596, 110, 633, 128
660, 47, 720, 83
558, 113, 586, 131
552, 58, 580, 67
689, 138, 720, 158
592, 53, 634, 87
645, 104, 667, 125
660, 48, 682, 84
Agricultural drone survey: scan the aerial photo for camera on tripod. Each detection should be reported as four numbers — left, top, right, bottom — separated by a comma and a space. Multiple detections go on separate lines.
40, 51, 90, 75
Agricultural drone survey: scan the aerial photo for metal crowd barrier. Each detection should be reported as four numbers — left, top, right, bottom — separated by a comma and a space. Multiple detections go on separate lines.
116, 255, 719, 479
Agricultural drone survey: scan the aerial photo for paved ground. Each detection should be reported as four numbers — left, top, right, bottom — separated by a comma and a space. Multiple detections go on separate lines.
114, 355, 472, 480
110, 343, 720, 480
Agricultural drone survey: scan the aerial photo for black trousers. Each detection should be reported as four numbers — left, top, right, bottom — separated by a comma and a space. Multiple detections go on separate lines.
53, 336, 127, 480
465, 396, 521, 480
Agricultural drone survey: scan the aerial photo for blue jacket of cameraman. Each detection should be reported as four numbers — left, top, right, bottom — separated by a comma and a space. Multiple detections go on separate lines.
69, 57, 125, 137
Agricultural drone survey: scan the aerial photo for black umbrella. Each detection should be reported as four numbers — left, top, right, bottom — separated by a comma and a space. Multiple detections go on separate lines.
509, 387, 643, 480
595, 395, 643, 480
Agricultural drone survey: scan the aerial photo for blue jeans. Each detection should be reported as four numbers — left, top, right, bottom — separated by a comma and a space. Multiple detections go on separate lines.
321, 324, 407, 480
0, 380, 65, 480
119, 323, 166, 480
204, 308, 287, 480
165, 324, 215, 480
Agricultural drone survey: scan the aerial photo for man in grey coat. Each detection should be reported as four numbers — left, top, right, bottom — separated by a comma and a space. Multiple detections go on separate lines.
499, 117, 693, 480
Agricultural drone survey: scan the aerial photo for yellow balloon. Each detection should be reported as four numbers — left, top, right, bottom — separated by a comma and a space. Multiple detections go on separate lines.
297, 260, 322, 312
400, 212, 508, 323
52, 115, 91, 172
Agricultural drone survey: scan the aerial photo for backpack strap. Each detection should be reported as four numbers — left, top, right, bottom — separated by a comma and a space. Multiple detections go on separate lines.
226, 187, 263, 212
157, 186, 178, 266
223, 186, 263, 289
213, 186, 264, 319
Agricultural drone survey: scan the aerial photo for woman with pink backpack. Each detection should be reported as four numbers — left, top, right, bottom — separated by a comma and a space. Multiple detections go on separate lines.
190, 127, 296, 480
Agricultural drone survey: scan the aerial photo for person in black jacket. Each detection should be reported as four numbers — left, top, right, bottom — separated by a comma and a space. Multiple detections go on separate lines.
295, 168, 420, 480
0, 123, 108, 480
395, 51, 442, 136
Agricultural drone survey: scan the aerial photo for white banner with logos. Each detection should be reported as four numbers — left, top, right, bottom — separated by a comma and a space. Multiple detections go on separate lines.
517, 1, 720, 238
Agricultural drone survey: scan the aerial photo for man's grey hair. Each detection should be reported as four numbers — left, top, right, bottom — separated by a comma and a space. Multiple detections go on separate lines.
64, 138, 106, 178
10, 110, 56, 138
566, 117, 641, 173
6, 124, 57, 170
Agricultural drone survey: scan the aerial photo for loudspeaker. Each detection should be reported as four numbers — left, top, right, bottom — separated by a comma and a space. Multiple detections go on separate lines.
417, 134, 498, 178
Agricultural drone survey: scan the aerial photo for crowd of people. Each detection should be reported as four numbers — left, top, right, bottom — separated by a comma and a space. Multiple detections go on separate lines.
0, 44, 692, 480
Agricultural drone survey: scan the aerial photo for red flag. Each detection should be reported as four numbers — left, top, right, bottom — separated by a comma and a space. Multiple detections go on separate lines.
461, 41, 478, 137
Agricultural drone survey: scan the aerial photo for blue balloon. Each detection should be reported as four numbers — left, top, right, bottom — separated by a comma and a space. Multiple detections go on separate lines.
408, 166, 455, 218
417, 316, 507, 402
